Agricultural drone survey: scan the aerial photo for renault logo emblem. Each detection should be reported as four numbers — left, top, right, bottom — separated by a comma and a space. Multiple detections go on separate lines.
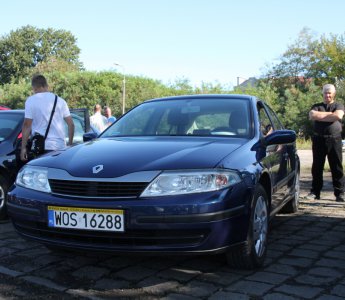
92, 165, 104, 174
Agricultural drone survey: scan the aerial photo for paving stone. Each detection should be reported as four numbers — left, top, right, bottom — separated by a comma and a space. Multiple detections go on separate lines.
22, 275, 66, 292
140, 257, 188, 271
138, 277, 181, 295
299, 243, 331, 252
162, 293, 199, 300
275, 284, 323, 299
93, 278, 131, 290
16, 247, 50, 258
196, 271, 243, 286
313, 237, 342, 246
316, 258, 345, 269
277, 257, 314, 267
0, 248, 19, 258
225, 280, 273, 296
245, 271, 290, 285
288, 248, 320, 259
99, 256, 136, 270
157, 267, 201, 283
57, 255, 99, 268
308, 267, 343, 278
0, 266, 23, 277
324, 250, 345, 259
266, 249, 284, 259
209, 291, 250, 300
316, 295, 344, 300
263, 293, 300, 300
331, 284, 345, 297
178, 257, 224, 273
176, 280, 218, 298
71, 265, 110, 280
268, 243, 292, 252
114, 265, 156, 281
264, 264, 299, 276
334, 244, 345, 251
294, 274, 337, 286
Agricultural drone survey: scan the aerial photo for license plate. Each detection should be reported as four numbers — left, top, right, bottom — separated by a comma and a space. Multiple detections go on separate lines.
47, 206, 124, 232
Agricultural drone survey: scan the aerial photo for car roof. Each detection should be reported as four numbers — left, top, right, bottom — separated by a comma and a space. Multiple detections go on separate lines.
0, 109, 24, 114
0, 109, 82, 118
144, 94, 257, 103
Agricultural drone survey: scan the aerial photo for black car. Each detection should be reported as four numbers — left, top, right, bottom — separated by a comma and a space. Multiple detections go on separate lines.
8, 94, 300, 269
0, 109, 98, 220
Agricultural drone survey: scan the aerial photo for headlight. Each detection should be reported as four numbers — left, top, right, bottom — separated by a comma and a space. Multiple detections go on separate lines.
16, 166, 51, 193
141, 170, 241, 197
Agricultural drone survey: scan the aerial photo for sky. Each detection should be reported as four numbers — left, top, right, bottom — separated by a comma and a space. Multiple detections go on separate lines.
1, 0, 345, 89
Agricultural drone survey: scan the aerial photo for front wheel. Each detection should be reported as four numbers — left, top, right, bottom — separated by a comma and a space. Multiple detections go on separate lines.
226, 184, 269, 269
0, 175, 9, 221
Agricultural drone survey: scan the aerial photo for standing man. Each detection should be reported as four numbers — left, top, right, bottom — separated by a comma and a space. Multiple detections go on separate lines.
20, 74, 74, 161
103, 105, 117, 126
307, 84, 345, 201
90, 104, 108, 132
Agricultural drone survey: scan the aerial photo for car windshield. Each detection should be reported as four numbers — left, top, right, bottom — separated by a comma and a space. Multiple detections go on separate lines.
0, 113, 22, 141
102, 97, 252, 138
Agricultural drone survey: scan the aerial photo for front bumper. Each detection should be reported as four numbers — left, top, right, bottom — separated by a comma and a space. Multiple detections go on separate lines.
8, 184, 252, 254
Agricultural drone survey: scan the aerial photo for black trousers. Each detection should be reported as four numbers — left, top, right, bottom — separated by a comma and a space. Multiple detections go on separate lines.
311, 136, 344, 196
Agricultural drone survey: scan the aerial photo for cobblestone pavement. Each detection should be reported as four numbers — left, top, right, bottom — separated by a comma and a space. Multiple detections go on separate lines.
0, 172, 345, 299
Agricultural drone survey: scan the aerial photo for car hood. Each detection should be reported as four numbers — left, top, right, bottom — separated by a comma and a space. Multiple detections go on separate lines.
33, 137, 246, 178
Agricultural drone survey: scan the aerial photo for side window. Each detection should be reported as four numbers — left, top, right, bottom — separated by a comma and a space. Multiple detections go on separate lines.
258, 105, 273, 136
264, 103, 284, 130
73, 118, 85, 143
65, 117, 85, 144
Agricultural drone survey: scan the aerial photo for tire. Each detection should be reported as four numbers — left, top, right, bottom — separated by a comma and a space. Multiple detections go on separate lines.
0, 175, 9, 221
226, 184, 268, 269
281, 171, 300, 214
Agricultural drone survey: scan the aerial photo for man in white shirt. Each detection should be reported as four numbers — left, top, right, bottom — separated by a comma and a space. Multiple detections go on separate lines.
20, 74, 74, 161
90, 104, 108, 132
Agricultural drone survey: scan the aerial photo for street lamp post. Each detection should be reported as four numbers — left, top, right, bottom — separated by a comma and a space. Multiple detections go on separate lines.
114, 63, 126, 115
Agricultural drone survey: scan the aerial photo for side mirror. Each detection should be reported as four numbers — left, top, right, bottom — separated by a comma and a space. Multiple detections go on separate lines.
83, 132, 98, 142
265, 130, 296, 145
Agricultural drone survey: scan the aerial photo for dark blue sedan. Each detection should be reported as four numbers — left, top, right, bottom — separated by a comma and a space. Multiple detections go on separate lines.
7, 94, 300, 269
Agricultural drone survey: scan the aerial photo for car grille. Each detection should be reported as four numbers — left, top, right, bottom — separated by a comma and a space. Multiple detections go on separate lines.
13, 220, 209, 249
49, 179, 148, 198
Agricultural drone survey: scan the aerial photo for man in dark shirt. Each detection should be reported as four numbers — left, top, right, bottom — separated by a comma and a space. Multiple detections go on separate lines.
307, 84, 345, 201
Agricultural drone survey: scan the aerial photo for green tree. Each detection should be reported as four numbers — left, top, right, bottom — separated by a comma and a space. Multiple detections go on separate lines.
265, 28, 345, 93
0, 25, 81, 84
283, 84, 321, 136
233, 80, 280, 111
308, 34, 345, 84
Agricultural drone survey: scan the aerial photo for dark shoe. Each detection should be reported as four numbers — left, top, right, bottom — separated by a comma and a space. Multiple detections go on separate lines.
336, 193, 345, 202
304, 192, 320, 200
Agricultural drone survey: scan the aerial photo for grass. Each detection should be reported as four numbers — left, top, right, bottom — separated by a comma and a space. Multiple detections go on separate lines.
296, 138, 345, 171
296, 138, 311, 150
